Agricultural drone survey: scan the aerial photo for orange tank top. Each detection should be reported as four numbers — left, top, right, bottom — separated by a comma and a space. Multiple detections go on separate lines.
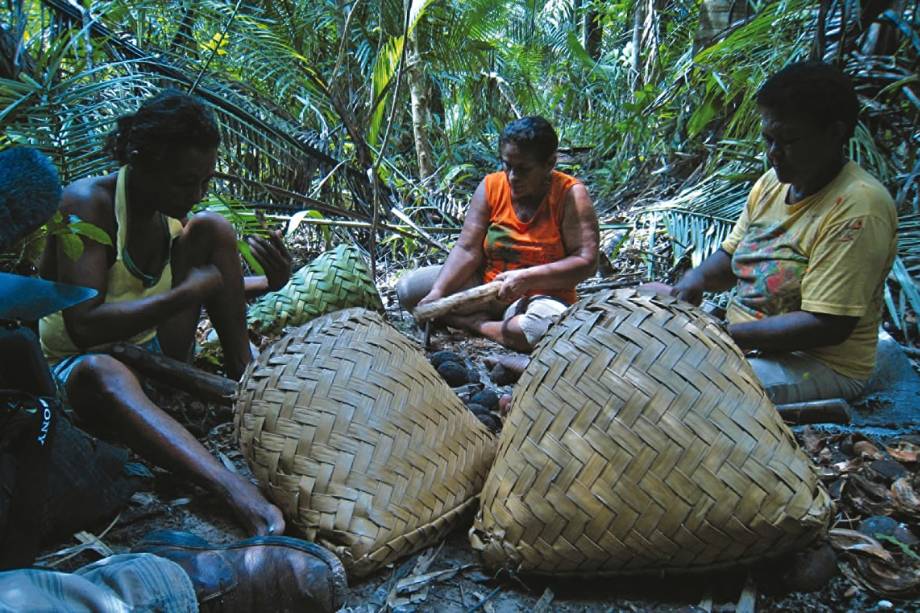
482, 170, 579, 305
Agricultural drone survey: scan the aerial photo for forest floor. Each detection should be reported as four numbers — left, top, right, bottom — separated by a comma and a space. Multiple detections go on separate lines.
35, 292, 920, 612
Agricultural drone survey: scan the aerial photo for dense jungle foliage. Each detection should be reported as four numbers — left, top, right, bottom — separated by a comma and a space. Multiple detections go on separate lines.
1, 0, 918, 335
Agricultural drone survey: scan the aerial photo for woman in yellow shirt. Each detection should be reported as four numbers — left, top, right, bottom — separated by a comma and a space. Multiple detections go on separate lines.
647, 62, 897, 404
39, 91, 292, 535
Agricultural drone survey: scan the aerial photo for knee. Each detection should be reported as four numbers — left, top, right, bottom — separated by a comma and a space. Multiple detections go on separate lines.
514, 313, 552, 349
184, 211, 237, 250
67, 354, 134, 406
395, 274, 415, 310
502, 316, 537, 352
396, 266, 441, 311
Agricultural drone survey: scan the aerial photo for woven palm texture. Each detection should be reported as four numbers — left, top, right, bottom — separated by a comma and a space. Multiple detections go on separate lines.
470, 288, 834, 576
246, 244, 383, 335
235, 308, 496, 577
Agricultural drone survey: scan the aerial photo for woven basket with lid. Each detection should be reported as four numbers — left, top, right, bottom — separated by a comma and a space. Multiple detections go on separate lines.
470, 288, 833, 576
236, 308, 495, 577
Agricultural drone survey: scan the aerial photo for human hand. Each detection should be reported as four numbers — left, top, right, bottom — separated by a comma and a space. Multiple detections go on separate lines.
183, 264, 223, 301
247, 230, 293, 292
495, 269, 531, 302
417, 288, 445, 308
639, 278, 704, 306
674, 284, 704, 307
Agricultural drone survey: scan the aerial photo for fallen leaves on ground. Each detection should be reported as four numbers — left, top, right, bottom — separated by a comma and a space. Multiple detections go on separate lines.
800, 427, 920, 599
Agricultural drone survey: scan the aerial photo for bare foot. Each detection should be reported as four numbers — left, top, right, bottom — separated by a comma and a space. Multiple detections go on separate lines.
442, 311, 491, 332
224, 476, 285, 536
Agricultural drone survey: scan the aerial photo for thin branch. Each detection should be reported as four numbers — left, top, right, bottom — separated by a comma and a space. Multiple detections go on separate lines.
189, 0, 244, 94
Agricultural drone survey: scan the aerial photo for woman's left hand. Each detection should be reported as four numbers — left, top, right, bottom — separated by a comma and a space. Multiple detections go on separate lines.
495, 269, 531, 302
247, 229, 293, 291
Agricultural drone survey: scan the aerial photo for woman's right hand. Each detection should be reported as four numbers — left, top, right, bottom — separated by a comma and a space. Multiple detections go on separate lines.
182, 264, 224, 301
672, 270, 706, 306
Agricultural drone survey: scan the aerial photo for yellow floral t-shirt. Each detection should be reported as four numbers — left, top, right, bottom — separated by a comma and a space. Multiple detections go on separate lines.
721, 161, 897, 380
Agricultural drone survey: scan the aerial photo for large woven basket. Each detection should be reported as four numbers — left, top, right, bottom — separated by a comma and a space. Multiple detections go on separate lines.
247, 244, 383, 336
236, 308, 496, 577
470, 288, 833, 576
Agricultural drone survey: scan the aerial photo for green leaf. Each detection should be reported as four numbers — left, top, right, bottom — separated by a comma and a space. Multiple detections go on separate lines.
238, 240, 265, 276
565, 31, 594, 69
59, 234, 84, 261
687, 100, 718, 139
70, 221, 113, 246
368, 35, 405, 147
408, 0, 437, 35
875, 534, 920, 562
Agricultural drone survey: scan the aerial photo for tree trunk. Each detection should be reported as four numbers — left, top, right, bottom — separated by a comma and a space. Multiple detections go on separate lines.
694, 0, 753, 50
413, 281, 503, 322
584, 6, 603, 61
407, 31, 435, 180
630, 0, 645, 89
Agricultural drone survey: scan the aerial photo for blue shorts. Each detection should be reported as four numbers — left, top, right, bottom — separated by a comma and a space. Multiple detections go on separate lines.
50, 336, 163, 393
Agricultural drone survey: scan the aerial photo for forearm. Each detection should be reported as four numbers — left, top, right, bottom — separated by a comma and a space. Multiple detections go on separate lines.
432, 247, 482, 296
65, 286, 198, 348
675, 249, 736, 294
244, 275, 270, 299
517, 254, 596, 290
728, 311, 852, 352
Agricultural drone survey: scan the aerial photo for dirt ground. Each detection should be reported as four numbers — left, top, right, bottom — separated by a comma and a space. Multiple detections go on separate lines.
35, 304, 920, 612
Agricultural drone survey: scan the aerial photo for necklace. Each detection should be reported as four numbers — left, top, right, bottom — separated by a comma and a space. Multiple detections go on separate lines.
122, 169, 170, 288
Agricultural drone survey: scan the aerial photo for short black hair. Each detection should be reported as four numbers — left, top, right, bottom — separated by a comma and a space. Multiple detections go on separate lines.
105, 89, 220, 165
499, 116, 559, 162
756, 61, 859, 139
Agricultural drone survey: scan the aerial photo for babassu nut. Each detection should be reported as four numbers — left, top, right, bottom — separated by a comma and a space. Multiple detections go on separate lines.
471, 389, 499, 411
437, 361, 469, 387
465, 403, 490, 416
430, 350, 463, 369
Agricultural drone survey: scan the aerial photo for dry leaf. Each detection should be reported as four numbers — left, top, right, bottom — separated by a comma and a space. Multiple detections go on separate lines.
886, 442, 920, 464
801, 426, 825, 455
891, 477, 920, 520
832, 458, 864, 474
832, 528, 920, 598
842, 474, 896, 516
839, 557, 920, 599
854, 440, 884, 460
830, 528, 895, 563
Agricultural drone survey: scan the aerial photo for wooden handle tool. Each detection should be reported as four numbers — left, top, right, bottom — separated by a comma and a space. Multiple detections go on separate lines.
412, 281, 503, 322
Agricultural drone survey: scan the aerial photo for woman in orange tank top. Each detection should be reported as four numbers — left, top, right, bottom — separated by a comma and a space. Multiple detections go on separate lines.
396, 116, 599, 351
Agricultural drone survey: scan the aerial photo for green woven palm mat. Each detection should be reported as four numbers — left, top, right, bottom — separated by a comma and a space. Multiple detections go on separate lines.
247, 244, 383, 336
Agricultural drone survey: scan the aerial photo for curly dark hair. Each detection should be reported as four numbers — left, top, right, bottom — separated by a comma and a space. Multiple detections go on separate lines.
499, 116, 559, 162
105, 90, 220, 165
757, 61, 859, 139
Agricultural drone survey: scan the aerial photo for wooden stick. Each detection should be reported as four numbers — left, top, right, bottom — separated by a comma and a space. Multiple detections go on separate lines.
775, 398, 851, 425
106, 343, 237, 403
412, 281, 502, 322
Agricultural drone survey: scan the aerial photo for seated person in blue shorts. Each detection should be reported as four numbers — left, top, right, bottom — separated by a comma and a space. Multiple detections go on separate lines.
38, 90, 293, 536
0, 146, 345, 613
